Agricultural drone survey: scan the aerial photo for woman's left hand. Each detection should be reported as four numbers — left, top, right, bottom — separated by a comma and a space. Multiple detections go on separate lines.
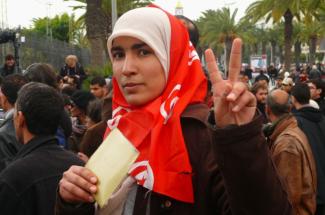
205, 38, 257, 128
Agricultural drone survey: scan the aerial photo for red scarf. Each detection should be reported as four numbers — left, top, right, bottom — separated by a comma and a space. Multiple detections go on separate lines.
105, 5, 207, 203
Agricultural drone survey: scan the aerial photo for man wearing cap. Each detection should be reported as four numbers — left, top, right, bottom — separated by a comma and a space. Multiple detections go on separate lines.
0, 54, 16, 77
281, 77, 294, 94
68, 90, 95, 152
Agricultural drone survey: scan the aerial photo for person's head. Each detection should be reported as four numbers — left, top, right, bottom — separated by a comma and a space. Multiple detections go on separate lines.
307, 79, 324, 100
90, 76, 108, 99
107, 7, 171, 107
175, 15, 199, 48
66, 75, 79, 89
0, 74, 28, 111
275, 76, 283, 88
14, 82, 64, 144
281, 77, 294, 93
250, 82, 268, 104
24, 63, 58, 89
107, 6, 206, 110
86, 99, 103, 128
291, 83, 311, 109
4, 54, 15, 68
266, 89, 291, 122
65, 55, 78, 68
70, 90, 95, 118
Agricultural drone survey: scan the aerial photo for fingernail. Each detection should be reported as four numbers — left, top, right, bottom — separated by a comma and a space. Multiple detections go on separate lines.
90, 177, 97, 183
90, 186, 97, 192
88, 196, 94, 202
227, 93, 236, 100
232, 105, 240, 112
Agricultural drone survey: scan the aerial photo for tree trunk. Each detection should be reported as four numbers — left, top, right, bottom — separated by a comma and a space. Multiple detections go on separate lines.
283, 9, 293, 72
86, 0, 109, 66
224, 37, 233, 77
261, 42, 267, 55
294, 41, 301, 67
279, 45, 284, 65
270, 41, 276, 65
309, 36, 317, 65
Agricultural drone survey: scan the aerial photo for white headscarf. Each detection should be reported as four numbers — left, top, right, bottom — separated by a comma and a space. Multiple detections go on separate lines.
107, 7, 171, 79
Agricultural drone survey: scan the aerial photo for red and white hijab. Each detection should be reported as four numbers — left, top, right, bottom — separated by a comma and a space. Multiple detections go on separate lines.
106, 5, 207, 203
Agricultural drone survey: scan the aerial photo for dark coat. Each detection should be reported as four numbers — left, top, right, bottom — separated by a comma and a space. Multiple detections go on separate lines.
0, 135, 83, 215
293, 107, 325, 207
55, 104, 292, 215
0, 110, 21, 171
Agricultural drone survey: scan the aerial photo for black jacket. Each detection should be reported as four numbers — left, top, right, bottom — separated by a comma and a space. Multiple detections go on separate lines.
293, 107, 325, 205
0, 110, 21, 171
0, 135, 83, 215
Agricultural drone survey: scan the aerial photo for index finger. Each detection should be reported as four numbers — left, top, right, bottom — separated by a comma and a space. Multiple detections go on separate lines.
205, 49, 223, 85
228, 38, 242, 82
71, 165, 98, 184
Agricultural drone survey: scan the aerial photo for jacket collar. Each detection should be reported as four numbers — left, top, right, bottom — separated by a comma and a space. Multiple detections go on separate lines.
181, 103, 210, 125
15, 135, 57, 159
269, 114, 297, 142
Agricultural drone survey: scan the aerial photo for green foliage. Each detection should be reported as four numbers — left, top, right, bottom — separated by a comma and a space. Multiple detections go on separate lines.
82, 63, 112, 90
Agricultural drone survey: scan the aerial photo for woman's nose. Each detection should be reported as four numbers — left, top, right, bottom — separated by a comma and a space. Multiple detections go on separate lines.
121, 54, 136, 75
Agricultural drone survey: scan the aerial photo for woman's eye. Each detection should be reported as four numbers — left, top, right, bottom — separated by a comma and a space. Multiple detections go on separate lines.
139, 49, 151, 56
112, 52, 124, 60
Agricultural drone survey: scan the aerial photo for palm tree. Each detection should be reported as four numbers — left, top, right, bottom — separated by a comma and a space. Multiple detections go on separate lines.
198, 8, 249, 73
292, 21, 304, 66
265, 23, 283, 65
245, 0, 310, 72
303, 18, 325, 64
65, 0, 151, 66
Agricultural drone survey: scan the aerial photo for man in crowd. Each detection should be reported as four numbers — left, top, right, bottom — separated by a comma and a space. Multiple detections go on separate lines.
90, 76, 108, 99
0, 74, 28, 171
0, 54, 16, 77
307, 79, 325, 115
264, 89, 317, 215
0, 82, 83, 214
250, 82, 268, 123
281, 77, 294, 94
291, 83, 325, 215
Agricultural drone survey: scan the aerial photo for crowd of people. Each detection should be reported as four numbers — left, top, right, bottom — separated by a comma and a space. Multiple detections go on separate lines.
0, 4, 324, 215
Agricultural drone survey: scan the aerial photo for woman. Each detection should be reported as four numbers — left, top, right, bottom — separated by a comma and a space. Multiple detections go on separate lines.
56, 6, 291, 215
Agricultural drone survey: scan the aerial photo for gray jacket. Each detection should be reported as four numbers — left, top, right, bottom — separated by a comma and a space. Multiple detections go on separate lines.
0, 109, 21, 171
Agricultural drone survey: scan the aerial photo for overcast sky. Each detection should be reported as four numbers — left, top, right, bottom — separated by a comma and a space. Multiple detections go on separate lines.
3, 0, 256, 28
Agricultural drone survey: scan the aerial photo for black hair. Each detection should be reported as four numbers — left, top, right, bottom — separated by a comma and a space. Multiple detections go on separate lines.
24, 63, 58, 89
308, 79, 325, 98
16, 82, 64, 135
5, 54, 14, 61
90, 76, 106, 87
1, 74, 28, 105
266, 92, 290, 117
86, 99, 103, 124
175, 15, 199, 48
250, 82, 268, 95
291, 83, 310, 105
61, 85, 76, 96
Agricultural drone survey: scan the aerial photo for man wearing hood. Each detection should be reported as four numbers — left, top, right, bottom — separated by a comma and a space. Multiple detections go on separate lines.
292, 83, 325, 215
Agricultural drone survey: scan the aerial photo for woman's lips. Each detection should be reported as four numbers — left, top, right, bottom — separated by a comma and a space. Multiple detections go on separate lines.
123, 83, 142, 91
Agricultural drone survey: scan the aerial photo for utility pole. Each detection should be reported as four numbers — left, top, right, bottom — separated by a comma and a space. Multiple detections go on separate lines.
111, 0, 117, 28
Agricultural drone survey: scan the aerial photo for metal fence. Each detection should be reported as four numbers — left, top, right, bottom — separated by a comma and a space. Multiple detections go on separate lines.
0, 33, 91, 72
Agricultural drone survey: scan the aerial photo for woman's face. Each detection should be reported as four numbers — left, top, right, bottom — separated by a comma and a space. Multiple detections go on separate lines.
111, 36, 166, 106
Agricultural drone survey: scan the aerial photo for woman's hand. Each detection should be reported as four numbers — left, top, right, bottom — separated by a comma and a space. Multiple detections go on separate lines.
59, 165, 98, 203
205, 38, 256, 128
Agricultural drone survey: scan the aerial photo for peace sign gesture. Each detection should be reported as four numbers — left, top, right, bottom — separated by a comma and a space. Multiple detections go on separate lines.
205, 38, 256, 128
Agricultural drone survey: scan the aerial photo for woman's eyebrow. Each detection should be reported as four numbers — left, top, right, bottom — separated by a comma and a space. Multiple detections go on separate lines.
131, 43, 148, 50
111, 46, 123, 52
